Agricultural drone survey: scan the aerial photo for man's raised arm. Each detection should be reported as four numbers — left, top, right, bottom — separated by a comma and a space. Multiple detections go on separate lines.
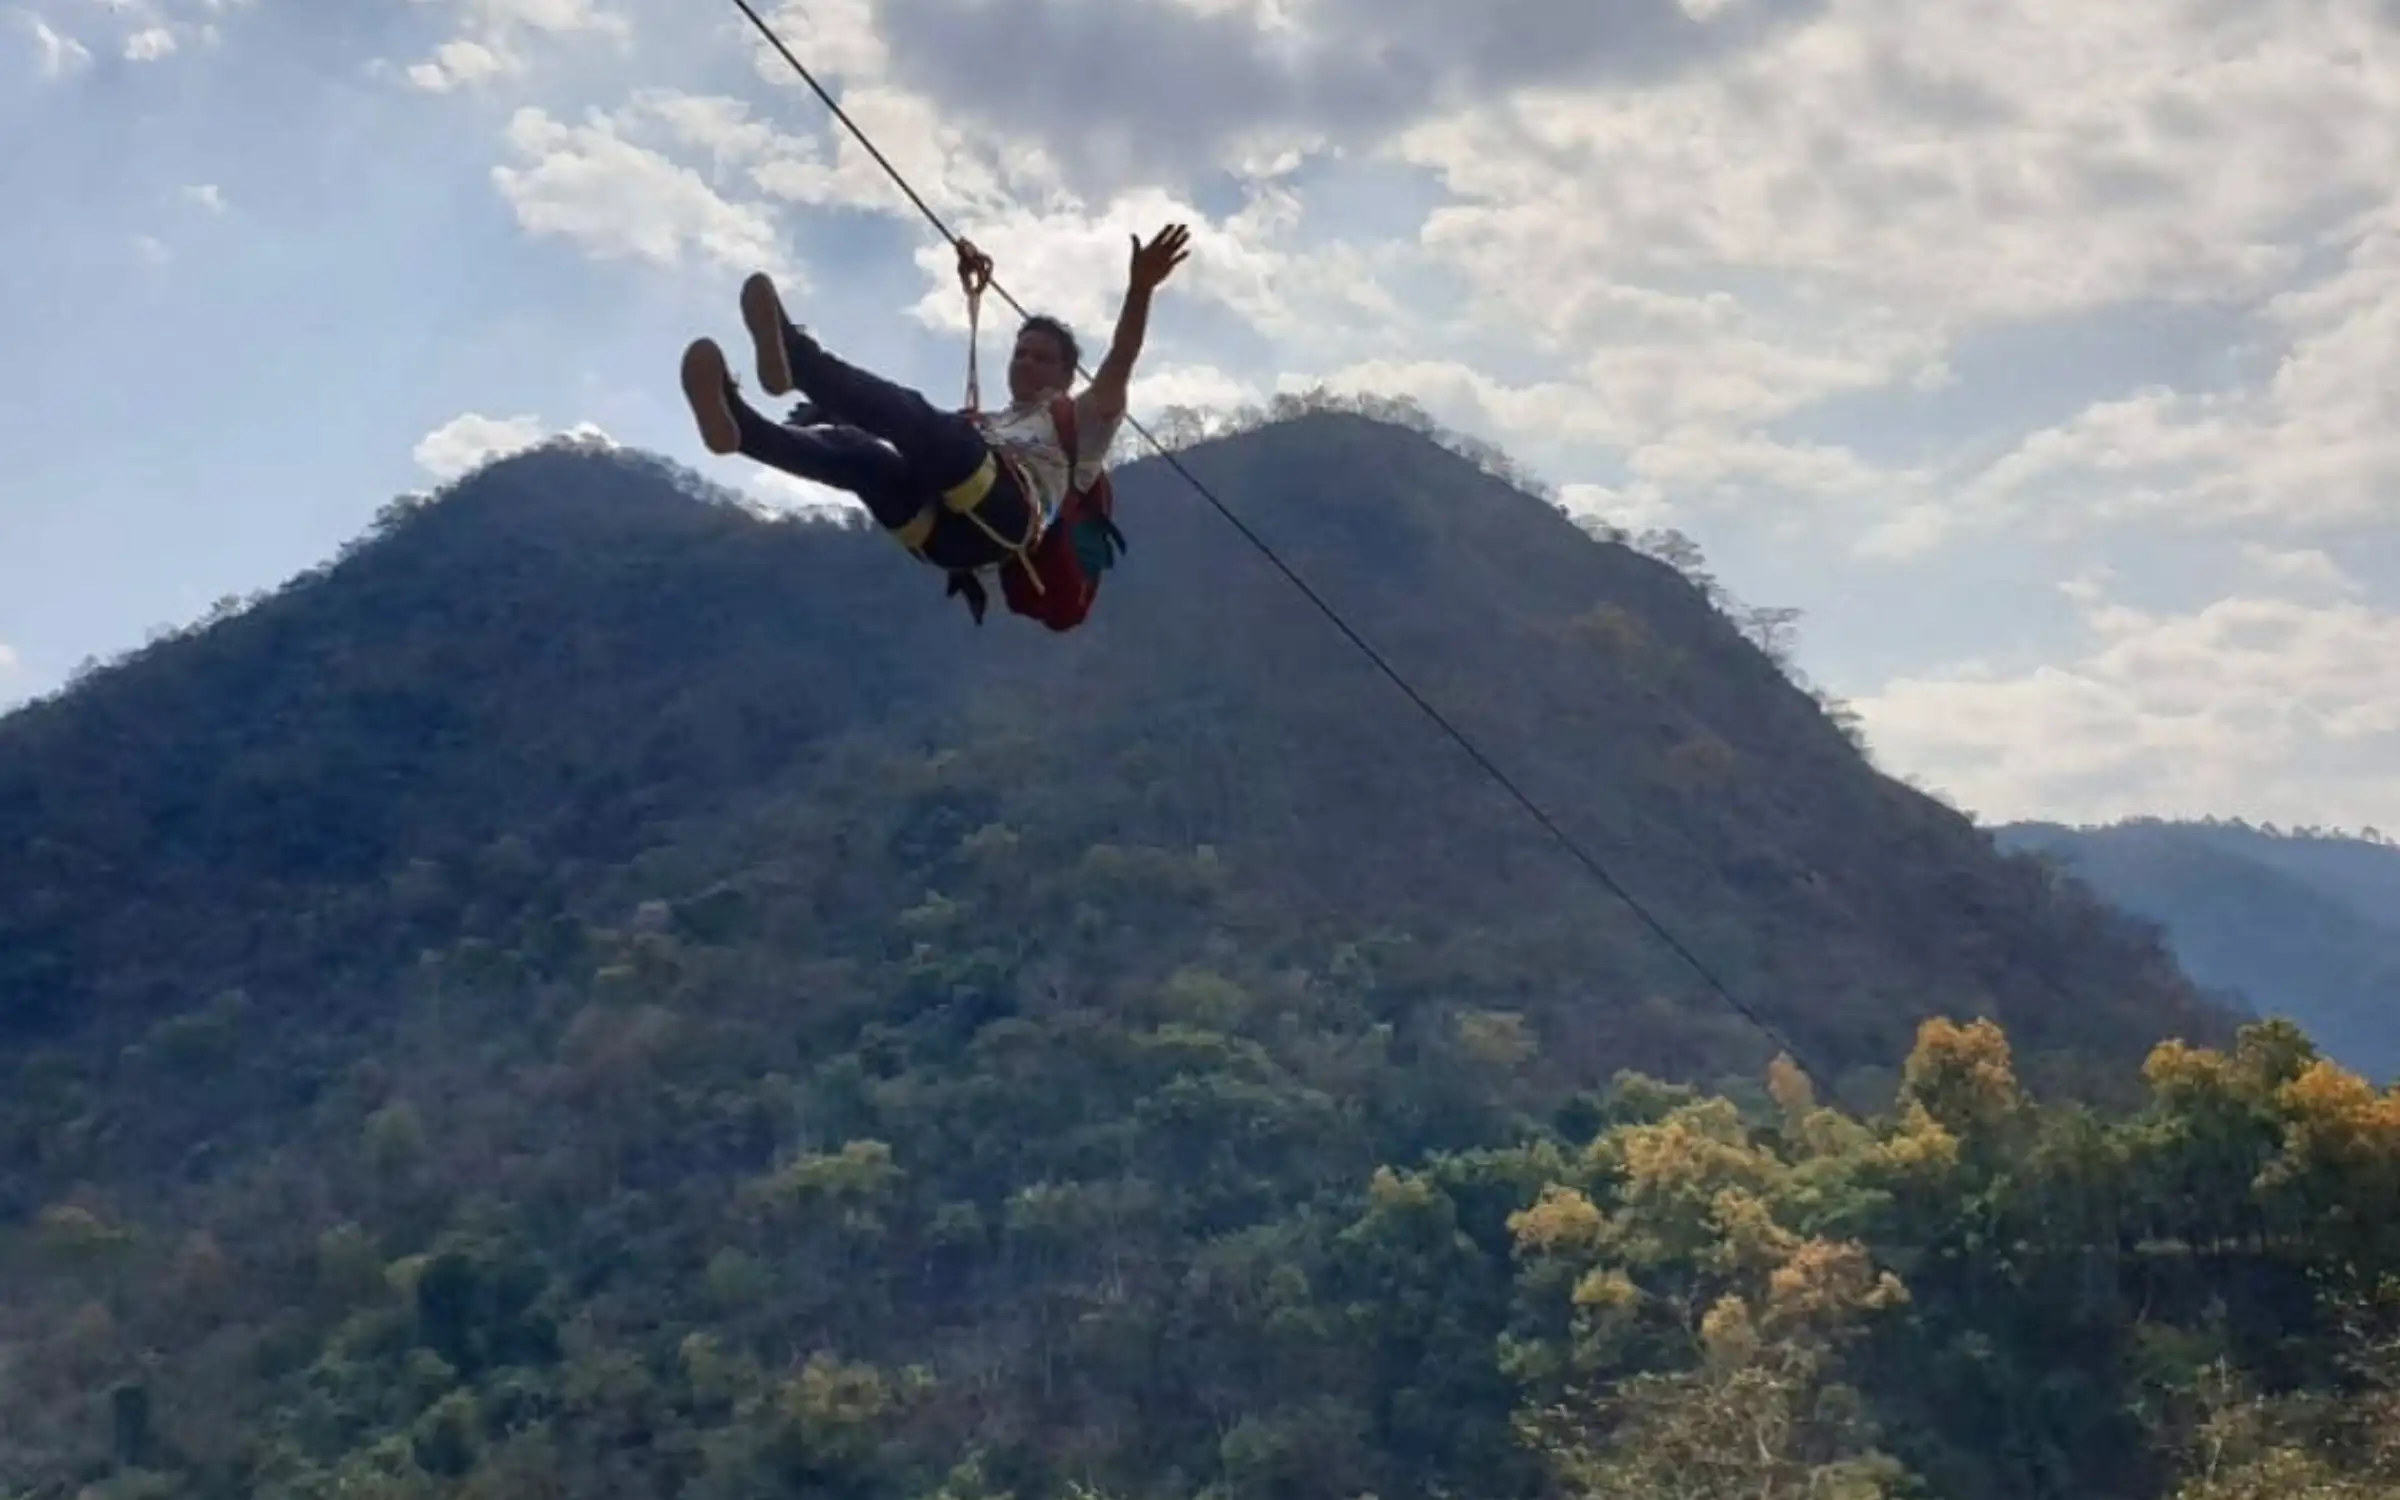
1081, 223, 1191, 428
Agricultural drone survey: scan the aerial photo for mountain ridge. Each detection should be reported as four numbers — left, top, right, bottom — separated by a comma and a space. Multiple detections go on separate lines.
1997, 815, 2400, 1080
2, 402, 2339, 1500
1, 406, 2231, 1120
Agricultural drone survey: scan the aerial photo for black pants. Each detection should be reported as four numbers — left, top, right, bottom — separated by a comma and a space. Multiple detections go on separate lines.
733, 330, 1034, 573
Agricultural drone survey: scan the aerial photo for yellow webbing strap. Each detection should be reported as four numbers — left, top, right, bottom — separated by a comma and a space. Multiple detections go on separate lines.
893, 506, 936, 553
940, 450, 1045, 591
888, 451, 1045, 594
942, 453, 997, 513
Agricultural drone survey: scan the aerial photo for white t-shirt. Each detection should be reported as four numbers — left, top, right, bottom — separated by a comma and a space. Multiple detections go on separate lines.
976, 390, 1124, 527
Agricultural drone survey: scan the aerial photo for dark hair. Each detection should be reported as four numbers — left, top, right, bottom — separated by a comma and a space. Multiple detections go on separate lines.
1017, 314, 1080, 373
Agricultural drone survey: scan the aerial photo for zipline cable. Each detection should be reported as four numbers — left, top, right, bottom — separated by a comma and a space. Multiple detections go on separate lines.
723, 0, 1834, 1089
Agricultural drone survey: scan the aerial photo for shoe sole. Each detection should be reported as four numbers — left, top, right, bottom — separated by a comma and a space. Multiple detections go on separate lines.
741, 273, 795, 396
681, 338, 742, 455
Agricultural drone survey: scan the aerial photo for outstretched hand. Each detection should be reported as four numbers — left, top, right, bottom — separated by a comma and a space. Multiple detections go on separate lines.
1129, 223, 1191, 292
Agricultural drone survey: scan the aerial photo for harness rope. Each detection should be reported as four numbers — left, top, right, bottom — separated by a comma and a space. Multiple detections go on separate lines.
940, 238, 1050, 591
955, 239, 994, 414
723, 0, 1832, 1091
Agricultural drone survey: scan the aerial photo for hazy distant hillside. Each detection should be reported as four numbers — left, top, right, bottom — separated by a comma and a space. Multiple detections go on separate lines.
1999, 817, 2400, 1079
2156, 818, 2400, 925
0, 400, 2276, 1500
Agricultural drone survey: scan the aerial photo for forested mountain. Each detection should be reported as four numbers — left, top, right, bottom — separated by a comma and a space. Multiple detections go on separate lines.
7, 403, 2392, 1500
2000, 818, 2400, 1082
0, 406, 2224, 1114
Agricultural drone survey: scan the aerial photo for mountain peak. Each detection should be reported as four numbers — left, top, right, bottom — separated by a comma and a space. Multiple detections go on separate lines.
3, 407, 2232, 1125
0, 402, 2292, 1500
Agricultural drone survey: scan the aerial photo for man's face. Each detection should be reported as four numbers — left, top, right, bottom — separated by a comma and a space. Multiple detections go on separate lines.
1009, 327, 1071, 402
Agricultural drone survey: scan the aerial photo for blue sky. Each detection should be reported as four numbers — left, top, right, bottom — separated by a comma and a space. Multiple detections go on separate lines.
6, 0, 2400, 832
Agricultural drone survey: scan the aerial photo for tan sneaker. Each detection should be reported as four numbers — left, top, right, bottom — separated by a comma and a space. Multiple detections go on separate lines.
680, 338, 742, 455
741, 272, 796, 396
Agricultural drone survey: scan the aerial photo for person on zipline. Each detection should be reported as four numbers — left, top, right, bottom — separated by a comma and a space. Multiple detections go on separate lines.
680, 222, 1192, 629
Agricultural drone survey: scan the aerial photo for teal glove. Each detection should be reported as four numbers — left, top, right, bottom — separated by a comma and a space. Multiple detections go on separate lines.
1070, 517, 1120, 575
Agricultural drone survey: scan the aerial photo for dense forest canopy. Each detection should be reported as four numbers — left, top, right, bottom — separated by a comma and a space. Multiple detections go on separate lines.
8, 402, 2385, 1500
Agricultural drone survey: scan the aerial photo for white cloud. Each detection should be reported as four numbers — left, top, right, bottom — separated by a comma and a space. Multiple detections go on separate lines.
1286, 356, 1601, 448
411, 411, 614, 480
520, 87, 1394, 382
404, 0, 629, 91
1853, 576, 2400, 829
181, 183, 225, 213
491, 105, 800, 282
1948, 200, 2400, 543
585, 66, 1410, 364
2241, 543, 2362, 598
1401, 0, 2400, 339
910, 188, 1414, 366
123, 23, 173, 59
1134, 362, 1261, 416
739, 465, 863, 521
132, 235, 170, 266
0, 641, 18, 676
414, 412, 545, 479
408, 38, 506, 91
24, 14, 90, 75
745, 83, 1036, 223
748, 0, 887, 87
1558, 479, 1678, 534
631, 90, 786, 170
1340, 0, 2400, 549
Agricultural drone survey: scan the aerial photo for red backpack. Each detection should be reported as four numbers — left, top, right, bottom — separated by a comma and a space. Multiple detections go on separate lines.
946, 394, 1126, 632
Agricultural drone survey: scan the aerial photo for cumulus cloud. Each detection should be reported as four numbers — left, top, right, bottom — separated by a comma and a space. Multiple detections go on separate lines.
544, 88, 1409, 379
412, 411, 614, 480
746, 84, 1046, 226
409, 37, 507, 91
1399, 0, 2400, 335
181, 183, 225, 213
1853, 575, 2400, 829
2241, 544, 2364, 598
738, 465, 863, 521
606, 84, 1080, 262
0, 641, 19, 676
492, 105, 801, 281
864, 0, 1831, 184
405, 0, 630, 91
1138, 362, 1262, 415
1358, 0, 2400, 545
746, 0, 887, 87
1946, 201, 2400, 543
1292, 356, 1603, 447
895, 188, 1357, 344
612, 83, 1036, 230
1558, 480, 1678, 534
